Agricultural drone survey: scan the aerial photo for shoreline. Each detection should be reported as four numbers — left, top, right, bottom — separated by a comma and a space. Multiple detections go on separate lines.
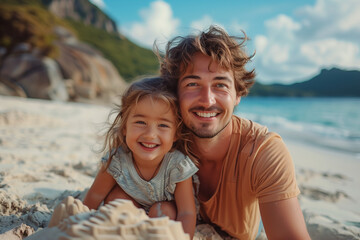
277, 127, 360, 157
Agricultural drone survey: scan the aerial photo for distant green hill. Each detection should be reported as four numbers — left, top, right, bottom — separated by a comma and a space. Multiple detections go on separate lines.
0, 2, 61, 58
0, 0, 159, 82
66, 20, 159, 81
249, 68, 360, 97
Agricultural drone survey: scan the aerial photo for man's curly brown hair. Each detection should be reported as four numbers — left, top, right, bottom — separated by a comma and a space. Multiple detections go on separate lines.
156, 25, 256, 96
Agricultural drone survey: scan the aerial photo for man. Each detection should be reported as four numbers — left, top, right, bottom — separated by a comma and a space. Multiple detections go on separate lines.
159, 25, 310, 239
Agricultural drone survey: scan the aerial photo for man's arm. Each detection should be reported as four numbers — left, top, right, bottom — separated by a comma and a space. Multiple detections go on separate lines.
259, 197, 310, 240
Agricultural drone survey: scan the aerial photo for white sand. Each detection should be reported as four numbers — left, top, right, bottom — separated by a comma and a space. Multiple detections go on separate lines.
0, 95, 359, 239
0, 95, 109, 236
285, 139, 360, 239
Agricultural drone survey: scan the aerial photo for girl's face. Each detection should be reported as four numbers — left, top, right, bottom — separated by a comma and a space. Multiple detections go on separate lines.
124, 96, 178, 166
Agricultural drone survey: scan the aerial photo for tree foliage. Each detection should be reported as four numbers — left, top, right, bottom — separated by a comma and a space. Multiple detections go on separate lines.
0, 0, 159, 81
0, 4, 60, 58
66, 20, 159, 81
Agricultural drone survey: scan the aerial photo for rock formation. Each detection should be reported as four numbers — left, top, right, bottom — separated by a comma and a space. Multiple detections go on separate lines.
46, 0, 118, 34
0, 26, 127, 103
0, 42, 68, 101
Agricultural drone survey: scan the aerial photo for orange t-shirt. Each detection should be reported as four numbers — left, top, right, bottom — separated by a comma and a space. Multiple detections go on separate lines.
198, 116, 300, 239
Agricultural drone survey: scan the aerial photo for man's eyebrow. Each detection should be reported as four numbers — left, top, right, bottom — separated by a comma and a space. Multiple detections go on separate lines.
214, 76, 233, 82
180, 75, 233, 84
180, 75, 200, 82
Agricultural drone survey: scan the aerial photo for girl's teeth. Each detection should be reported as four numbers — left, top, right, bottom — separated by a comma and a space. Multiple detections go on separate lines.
142, 143, 156, 148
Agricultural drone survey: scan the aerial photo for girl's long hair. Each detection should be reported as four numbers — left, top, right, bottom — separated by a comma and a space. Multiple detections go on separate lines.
101, 77, 195, 169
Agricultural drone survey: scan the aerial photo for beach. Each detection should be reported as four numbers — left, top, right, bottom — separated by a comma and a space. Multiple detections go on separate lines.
0, 95, 359, 239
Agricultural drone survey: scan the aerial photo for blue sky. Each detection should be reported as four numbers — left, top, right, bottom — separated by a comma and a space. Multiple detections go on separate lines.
90, 0, 360, 84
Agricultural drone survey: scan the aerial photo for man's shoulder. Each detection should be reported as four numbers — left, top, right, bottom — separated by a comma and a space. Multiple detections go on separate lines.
231, 115, 270, 137
231, 115, 283, 153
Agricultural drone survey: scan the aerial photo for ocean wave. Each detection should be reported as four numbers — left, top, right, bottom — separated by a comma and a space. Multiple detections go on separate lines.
236, 112, 360, 154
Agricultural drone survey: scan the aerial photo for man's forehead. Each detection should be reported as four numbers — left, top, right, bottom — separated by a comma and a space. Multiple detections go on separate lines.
181, 54, 230, 74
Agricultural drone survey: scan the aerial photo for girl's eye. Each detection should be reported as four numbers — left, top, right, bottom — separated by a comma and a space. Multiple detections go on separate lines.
135, 121, 146, 125
159, 124, 170, 128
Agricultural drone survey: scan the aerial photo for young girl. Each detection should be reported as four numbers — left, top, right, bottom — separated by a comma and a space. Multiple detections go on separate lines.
83, 77, 198, 238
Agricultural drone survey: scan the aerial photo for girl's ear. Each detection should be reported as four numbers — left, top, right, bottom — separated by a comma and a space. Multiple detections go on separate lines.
171, 139, 178, 150
171, 135, 178, 149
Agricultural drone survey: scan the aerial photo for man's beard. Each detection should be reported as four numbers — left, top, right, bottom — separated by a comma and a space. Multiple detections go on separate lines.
189, 120, 231, 139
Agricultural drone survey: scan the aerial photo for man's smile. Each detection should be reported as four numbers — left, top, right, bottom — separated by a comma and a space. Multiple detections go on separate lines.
190, 106, 222, 119
194, 112, 218, 118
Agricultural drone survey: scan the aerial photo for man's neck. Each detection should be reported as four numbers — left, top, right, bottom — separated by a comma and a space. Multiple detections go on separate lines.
191, 119, 233, 164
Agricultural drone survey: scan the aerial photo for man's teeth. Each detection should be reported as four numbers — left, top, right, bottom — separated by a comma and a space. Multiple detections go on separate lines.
142, 143, 157, 148
196, 112, 217, 118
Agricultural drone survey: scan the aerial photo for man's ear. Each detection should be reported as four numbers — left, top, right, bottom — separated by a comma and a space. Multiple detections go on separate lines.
236, 96, 241, 105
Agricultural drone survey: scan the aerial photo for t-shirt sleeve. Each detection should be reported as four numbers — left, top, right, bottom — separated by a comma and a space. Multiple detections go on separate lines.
251, 135, 300, 203
101, 150, 123, 179
101, 152, 109, 164
166, 153, 199, 194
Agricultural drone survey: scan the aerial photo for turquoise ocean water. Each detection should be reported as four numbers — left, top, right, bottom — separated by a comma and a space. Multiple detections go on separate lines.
235, 97, 360, 156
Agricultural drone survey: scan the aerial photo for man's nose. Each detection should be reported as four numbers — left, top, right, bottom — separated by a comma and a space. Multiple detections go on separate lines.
198, 86, 216, 107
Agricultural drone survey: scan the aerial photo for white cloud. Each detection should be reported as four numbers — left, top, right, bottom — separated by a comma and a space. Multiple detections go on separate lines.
301, 39, 360, 67
254, 0, 360, 84
121, 1, 180, 48
89, 0, 105, 9
190, 15, 215, 32
189, 15, 228, 35
296, 0, 360, 40
265, 14, 300, 33
229, 21, 249, 37
254, 35, 268, 54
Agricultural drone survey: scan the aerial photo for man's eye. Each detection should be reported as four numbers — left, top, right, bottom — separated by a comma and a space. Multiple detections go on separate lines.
186, 82, 198, 87
216, 83, 227, 88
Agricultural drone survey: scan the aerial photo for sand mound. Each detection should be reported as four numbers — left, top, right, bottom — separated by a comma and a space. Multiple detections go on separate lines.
0, 224, 34, 240
0, 191, 51, 234
26, 196, 190, 240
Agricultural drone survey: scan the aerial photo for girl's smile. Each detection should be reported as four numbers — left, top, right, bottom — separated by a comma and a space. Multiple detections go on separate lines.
124, 96, 177, 168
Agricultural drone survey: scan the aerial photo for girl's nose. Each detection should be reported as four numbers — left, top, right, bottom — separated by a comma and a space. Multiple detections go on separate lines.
143, 124, 157, 139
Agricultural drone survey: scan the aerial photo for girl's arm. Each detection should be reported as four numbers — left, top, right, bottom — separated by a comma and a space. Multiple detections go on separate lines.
174, 177, 197, 239
83, 164, 116, 210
